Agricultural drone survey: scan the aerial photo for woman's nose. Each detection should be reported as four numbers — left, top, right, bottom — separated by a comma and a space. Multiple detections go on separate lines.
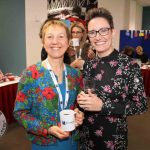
95, 32, 103, 40
52, 37, 58, 44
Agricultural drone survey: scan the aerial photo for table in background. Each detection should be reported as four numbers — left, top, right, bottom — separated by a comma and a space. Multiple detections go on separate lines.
0, 79, 19, 124
141, 69, 150, 97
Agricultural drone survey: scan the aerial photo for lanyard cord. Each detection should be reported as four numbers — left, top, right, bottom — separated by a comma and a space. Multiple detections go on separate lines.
45, 58, 69, 110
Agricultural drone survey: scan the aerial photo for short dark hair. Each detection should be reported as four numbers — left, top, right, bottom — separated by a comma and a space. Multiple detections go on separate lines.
123, 46, 134, 54
85, 7, 114, 29
61, 9, 70, 16
72, 5, 81, 17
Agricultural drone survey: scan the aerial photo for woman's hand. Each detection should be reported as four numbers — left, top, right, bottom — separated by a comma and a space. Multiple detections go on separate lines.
74, 108, 84, 127
87, 48, 95, 59
48, 125, 70, 140
77, 91, 103, 111
70, 58, 84, 69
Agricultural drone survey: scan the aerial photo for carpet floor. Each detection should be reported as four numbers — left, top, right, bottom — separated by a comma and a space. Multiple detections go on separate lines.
0, 99, 150, 150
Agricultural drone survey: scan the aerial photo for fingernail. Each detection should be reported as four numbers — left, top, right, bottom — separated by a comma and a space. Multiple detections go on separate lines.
58, 123, 61, 127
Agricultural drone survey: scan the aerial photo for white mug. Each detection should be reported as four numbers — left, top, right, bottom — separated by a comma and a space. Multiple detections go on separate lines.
60, 109, 76, 131
72, 38, 79, 47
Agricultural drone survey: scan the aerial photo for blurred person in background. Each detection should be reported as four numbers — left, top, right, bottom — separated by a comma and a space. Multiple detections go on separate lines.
67, 5, 85, 26
122, 46, 134, 58
135, 46, 149, 64
67, 22, 95, 70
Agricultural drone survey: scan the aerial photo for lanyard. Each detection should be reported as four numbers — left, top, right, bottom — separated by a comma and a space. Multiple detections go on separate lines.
45, 58, 69, 110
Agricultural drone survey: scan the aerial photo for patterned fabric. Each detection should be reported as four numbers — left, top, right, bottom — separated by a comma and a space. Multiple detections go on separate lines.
14, 62, 82, 146
79, 50, 147, 150
67, 17, 86, 27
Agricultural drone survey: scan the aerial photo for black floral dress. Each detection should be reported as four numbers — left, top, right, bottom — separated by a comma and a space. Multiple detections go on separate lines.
79, 50, 147, 150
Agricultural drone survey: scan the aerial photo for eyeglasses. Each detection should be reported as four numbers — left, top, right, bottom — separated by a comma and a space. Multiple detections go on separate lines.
88, 27, 111, 38
71, 31, 82, 34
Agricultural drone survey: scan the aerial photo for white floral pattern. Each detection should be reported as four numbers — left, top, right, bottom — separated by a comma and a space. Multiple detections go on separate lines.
79, 50, 147, 150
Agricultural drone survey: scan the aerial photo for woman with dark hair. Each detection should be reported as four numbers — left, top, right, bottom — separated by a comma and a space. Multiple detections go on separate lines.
122, 46, 134, 58
77, 7, 147, 150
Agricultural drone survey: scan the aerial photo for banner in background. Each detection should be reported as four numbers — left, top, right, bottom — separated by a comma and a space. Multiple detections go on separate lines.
119, 30, 150, 58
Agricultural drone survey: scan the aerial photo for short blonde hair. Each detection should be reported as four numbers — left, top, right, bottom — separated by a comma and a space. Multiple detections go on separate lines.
39, 19, 71, 43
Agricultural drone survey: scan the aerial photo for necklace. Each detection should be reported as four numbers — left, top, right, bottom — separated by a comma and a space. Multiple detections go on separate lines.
45, 58, 69, 110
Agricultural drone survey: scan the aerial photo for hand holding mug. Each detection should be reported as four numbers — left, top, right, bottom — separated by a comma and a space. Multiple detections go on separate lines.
48, 126, 70, 140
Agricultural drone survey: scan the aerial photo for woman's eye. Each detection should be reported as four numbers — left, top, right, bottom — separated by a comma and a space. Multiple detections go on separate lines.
89, 31, 95, 35
59, 35, 64, 38
59, 36, 64, 39
47, 36, 52, 39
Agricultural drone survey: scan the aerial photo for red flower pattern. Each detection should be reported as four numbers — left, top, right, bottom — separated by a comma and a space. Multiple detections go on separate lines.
16, 91, 26, 102
32, 70, 40, 79
50, 116, 55, 121
28, 65, 41, 79
42, 87, 56, 99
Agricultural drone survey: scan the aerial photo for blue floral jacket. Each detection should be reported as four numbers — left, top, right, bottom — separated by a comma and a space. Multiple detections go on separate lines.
14, 62, 82, 145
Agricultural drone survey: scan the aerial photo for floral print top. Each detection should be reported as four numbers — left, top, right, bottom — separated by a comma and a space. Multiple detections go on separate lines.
14, 62, 82, 145
79, 50, 147, 150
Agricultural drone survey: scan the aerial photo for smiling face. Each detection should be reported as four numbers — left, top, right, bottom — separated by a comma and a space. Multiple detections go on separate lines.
88, 17, 115, 57
43, 24, 70, 60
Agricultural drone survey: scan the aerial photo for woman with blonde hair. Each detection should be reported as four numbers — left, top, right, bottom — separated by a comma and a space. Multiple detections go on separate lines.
67, 21, 95, 69
135, 46, 148, 63
14, 19, 84, 150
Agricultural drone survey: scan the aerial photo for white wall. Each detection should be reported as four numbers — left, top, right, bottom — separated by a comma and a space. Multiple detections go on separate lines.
99, 0, 142, 49
99, 0, 126, 49
25, 0, 47, 67
135, 2, 143, 30
25, 0, 143, 66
